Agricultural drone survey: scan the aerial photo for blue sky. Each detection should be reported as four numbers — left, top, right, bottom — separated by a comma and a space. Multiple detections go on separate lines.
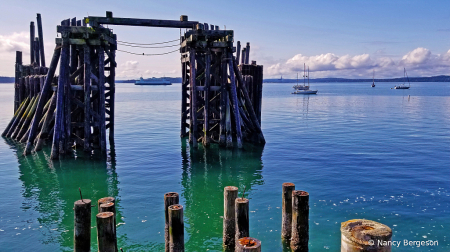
1, 0, 449, 78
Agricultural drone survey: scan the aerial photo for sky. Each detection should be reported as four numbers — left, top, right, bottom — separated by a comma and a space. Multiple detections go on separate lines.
0, 0, 449, 79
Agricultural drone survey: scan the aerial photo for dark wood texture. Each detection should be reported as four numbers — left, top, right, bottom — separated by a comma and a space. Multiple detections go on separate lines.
74, 199, 91, 252
235, 198, 250, 248
164, 192, 179, 252
291, 190, 309, 252
223, 186, 238, 249
168, 204, 184, 252
282, 183, 295, 241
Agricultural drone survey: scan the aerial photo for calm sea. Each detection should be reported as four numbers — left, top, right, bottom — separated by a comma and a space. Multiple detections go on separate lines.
0, 82, 449, 251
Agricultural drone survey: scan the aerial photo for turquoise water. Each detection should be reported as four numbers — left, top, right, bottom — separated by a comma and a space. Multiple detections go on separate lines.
0, 82, 449, 251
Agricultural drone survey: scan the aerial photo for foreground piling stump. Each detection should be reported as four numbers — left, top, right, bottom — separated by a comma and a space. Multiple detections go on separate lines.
291, 190, 309, 252
74, 199, 91, 252
96, 212, 116, 252
281, 182, 295, 241
99, 202, 117, 251
223, 186, 238, 249
235, 198, 249, 248
236, 237, 261, 252
341, 219, 392, 252
165, 192, 180, 252
168, 204, 184, 252
98, 197, 115, 212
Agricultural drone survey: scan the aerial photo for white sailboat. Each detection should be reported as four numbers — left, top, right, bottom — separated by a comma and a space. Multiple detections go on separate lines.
394, 68, 410, 89
292, 64, 318, 94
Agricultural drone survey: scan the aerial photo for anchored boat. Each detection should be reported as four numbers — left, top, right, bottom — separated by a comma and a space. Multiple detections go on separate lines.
393, 68, 410, 89
292, 64, 317, 94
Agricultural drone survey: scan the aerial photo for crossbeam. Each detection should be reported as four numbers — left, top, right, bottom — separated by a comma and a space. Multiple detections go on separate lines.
86, 12, 198, 29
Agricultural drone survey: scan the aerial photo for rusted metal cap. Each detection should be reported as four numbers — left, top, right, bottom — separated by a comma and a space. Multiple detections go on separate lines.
238, 237, 261, 248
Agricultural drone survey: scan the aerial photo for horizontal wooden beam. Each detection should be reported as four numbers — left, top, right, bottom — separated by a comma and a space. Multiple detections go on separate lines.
86, 16, 198, 29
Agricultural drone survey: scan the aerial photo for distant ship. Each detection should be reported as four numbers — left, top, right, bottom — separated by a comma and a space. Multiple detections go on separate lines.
135, 77, 172, 85
393, 68, 410, 89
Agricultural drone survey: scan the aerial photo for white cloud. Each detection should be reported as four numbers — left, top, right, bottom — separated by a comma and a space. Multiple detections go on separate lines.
0, 32, 29, 55
267, 47, 450, 78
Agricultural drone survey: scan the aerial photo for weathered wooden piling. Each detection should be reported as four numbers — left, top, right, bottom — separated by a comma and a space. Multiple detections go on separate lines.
291, 190, 309, 252
98, 197, 116, 211
281, 182, 295, 241
341, 219, 392, 252
235, 198, 250, 247
168, 204, 184, 252
30, 22, 35, 64
74, 199, 91, 252
236, 237, 261, 252
223, 186, 238, 249
164, 192, 180, 252
96, 212, 116, 252
36, 13, 45, 67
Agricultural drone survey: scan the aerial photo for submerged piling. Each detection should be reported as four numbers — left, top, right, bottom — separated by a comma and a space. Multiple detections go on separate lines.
223, 186, 238, 249
165, 192, 180, 252
168, 204, 184, 252
341, 219, 392, 252
281, 182, 295, 241
291, 190, 309, 252
74, 199, 91, 252
236, 237, 261, 252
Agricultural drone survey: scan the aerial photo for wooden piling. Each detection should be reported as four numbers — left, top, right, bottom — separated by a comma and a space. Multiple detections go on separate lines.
83, 45, 91, 152
99, 201, 117, 250
223, 186, 238, 249
341, 219, 392, 252
14, 51, 23, 112
245, 43, 250, 64
291, 190, 309, 252
96, 212, 116, 252
36, 14, 46, 67
236, 237, 261, 252
98, 47, 107, 153
202, 52, 211, 146
34, 38, 40, 66
236, 41, 241, 66
74, 199, 91, 252
241, 48, 246, 65
189, 49, 197, 147
24, 45, 61, 155
235, 198, 249, 246
164, 192, 179, 252
219, 51, 227, 146
2, 98, 28, 137
5, 97, 31, 138
14, 94, 40, 141
227, 53, 243, 148
168, 204, 184, 252
35, 93, 57, 151
281, 183, 295, 241
30, 22, 35, 64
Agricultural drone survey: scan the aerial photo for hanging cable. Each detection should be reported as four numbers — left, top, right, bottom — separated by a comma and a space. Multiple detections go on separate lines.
117, 38, 179, 45
117, 43, 179, 49
117, 48, 179, 56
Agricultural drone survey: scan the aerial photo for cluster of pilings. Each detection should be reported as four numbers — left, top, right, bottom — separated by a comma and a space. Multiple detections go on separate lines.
180, 23, 265, 149
2, 14, 116, 159
74, 196, 118, 251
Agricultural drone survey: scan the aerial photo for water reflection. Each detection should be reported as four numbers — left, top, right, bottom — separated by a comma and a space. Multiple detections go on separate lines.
180, 140, 265, 250
4, 140, 120, 251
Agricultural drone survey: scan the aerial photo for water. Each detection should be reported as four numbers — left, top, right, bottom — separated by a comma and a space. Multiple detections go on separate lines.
0, 82, 449, 251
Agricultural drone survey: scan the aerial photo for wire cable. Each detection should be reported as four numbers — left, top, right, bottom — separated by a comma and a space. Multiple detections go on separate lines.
117, 43, 179, 49
117, 48, 179, 56
117, 38, 180, 46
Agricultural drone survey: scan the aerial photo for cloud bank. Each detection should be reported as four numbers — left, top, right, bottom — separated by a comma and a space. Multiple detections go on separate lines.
268, 47, 450, 78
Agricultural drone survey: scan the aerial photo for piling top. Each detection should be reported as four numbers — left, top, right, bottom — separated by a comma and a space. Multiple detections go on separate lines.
164, 192, 179, 198
225, 186, 238, 191
168, 204, 183, 211
238, 237, 261, 248
341, 219, 392, 246
292, 190, 309, 196
100, 202, 114, 208
74, 199, 91, 206
98, 197, 115, 205
236, 198, 249, 204
96, 212, 114, 218
282, 182, 295, 187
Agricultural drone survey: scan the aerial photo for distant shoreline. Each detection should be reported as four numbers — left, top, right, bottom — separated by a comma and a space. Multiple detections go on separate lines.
2, 75, 449, 84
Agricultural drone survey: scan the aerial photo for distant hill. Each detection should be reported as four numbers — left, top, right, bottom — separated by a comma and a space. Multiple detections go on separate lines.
264, 75, 450, 83
0, 77, 14, 83
116, 77, 182, 83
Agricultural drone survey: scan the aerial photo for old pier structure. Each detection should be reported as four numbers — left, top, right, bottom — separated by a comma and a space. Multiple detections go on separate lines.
2, 12, 265, 159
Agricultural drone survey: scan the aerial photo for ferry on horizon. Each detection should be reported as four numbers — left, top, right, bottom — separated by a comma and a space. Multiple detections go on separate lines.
135, 77, 172, 85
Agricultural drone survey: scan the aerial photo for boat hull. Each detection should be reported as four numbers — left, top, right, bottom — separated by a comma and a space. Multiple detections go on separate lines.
394, 86, 409, 89
292, 90, 318, 94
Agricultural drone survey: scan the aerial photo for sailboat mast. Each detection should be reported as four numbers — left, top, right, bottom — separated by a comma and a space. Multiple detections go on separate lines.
303, 63, 306, 86
308, 66, 310, 86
